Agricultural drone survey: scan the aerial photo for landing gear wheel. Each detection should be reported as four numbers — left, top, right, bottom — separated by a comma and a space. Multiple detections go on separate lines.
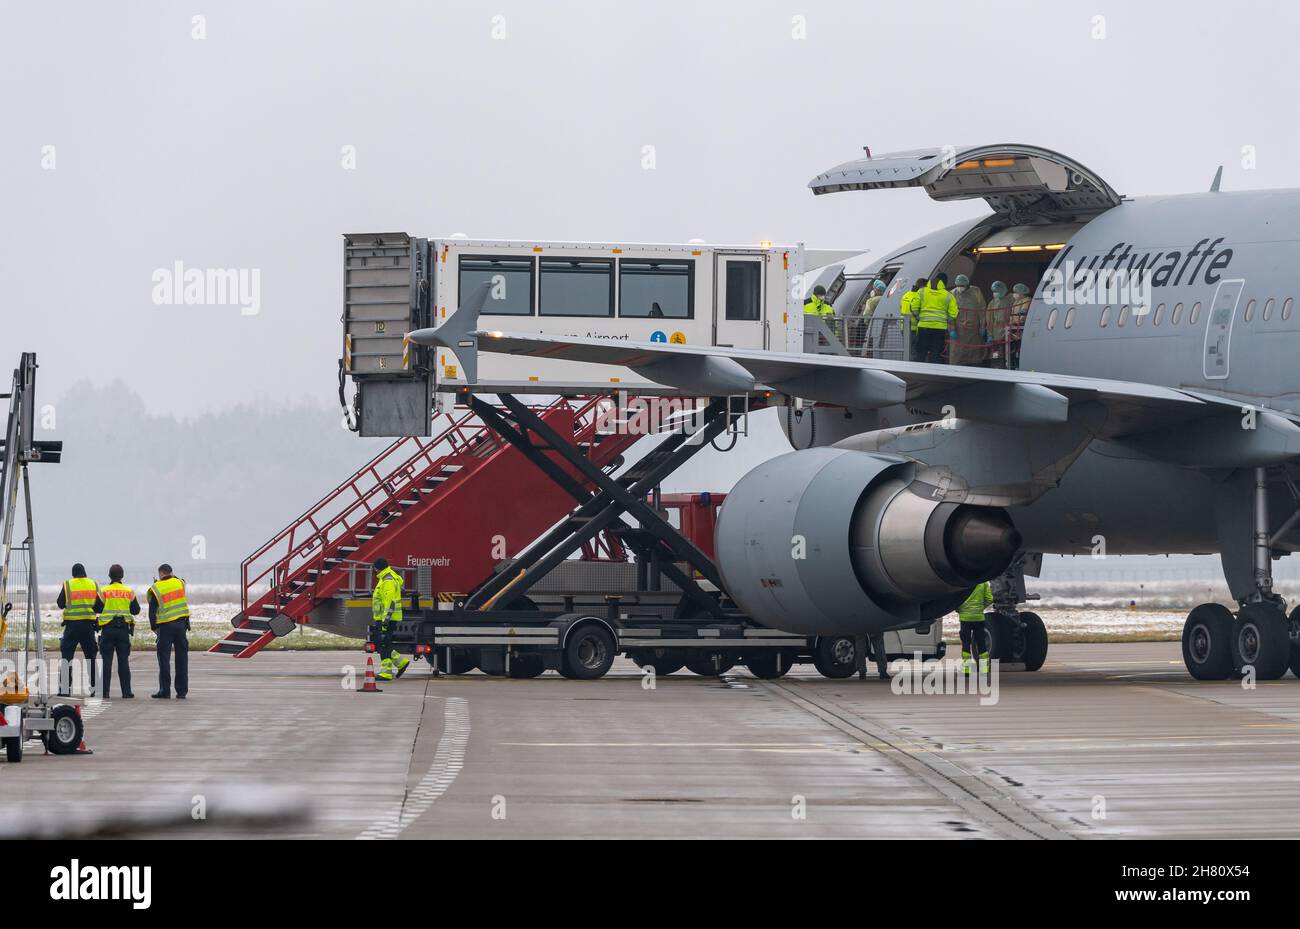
982, 612, 1006, 662
1014, 612, 1048, 672
1288, 606, 1300, 679
45, 705, 83, 755
684, 654, 735, 676
3, 736, 21, 763
561, 623, 615, 680
632, 648, 685, 677
506, 653, 546, 679
1182, 603, 1235, 680
813, 636, 857, 679
1233, 602, 1291, 681
744, 652, 791, 680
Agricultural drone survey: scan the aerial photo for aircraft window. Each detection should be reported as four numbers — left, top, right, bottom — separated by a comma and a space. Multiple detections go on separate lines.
1171, 302, 1183, 324
1117, 305, 1129, 327
1264, 298, 1275, 321
1284, 298, 1294, 321
619, 260, 694, 319
1244, 299, 1256, 322
1190, 302, 1202, 324
1134, 304, 1147, 327
1047, 308, 1059, 329
1153, 303, 1165, 326
1064, 307, 1076, 329
1099, 306, 1110, 328
459, 256, 534, 316
724, 261, 762, 321
539, 257, 614, 317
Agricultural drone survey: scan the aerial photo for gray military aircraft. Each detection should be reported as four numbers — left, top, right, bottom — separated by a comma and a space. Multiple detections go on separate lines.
410, 143, 1300, 682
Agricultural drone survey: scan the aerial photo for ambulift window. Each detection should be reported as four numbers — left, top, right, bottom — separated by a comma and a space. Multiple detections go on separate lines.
459, 256, 534, 316
539, 257, 614, 317
725, 261, 761, 321
619, 260, 694, 318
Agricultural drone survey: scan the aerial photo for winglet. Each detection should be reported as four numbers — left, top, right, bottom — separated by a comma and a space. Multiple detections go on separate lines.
405, 280, 491, 384
1210, 165, 1223, 193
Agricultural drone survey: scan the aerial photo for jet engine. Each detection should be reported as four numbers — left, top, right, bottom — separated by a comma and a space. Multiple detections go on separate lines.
714, 448, 1021, 635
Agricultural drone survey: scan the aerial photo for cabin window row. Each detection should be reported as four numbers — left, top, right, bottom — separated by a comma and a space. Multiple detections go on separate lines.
458, 255, 695, 319
1045, 297, 1295, 331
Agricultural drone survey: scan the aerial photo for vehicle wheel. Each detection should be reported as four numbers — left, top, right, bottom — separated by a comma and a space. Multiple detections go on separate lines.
982, 612, 1006, 662
1182, 603, 1235, 680
744, 652, 790, 679
1288, 606, 1300, 679
1234, 602, 1291, 680
561, 622, 615, 680
435, 648, 478, 675
632, 648, 685, 676
506, 653, 546, 679
45, 705, 83, 755
684, 653, 735, 676
813, 636, 857, 679
1017, 612, 1049, 672
4, 736, 21, 763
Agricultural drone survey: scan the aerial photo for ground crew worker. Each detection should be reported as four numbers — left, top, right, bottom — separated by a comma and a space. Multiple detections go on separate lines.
984, 281, 1014, 368
371, 558, 411, 681
802, 284, 835, 316
957, 581, 993, 676
56, 564, 99, 697
899, 277, 928, 360
1008, 282, 1032, 369
94, 564, 138, 699
914, 273, 960, 365
147, 563, 190, 699
950, 274, 987, 366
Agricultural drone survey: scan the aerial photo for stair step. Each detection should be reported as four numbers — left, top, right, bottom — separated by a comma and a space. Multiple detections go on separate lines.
228, 630, 264, 643
357, 534, 374, 541
211, 641, 245, 655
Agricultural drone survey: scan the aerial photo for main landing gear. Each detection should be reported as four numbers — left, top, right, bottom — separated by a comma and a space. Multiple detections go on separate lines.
1181, 467, 1300, 680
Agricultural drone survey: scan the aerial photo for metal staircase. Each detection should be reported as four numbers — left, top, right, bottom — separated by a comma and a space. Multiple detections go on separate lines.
210, 396, 637, 657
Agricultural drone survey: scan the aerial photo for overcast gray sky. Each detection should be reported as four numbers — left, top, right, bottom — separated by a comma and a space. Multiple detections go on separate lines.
5, 0, 1300, 416
6, 0, 1300, 588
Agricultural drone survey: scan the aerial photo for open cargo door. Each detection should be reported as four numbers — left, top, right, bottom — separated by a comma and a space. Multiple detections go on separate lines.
809, 144, 1121, 220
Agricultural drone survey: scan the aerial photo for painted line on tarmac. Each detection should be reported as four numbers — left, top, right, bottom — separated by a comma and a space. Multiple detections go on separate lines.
356, 696, 469, 840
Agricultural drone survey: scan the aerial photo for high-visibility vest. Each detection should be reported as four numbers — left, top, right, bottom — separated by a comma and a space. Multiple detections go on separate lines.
900, 290, 921, 330
957, 581, 993, 622
99, 583, 135, 627
803, 296, 835, 317
372, 567, 404, 624
62, 577, 99, 622
916, 284, 959, 330
149, 576, 190, 624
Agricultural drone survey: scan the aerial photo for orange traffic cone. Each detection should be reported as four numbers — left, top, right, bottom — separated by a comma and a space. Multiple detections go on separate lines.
359, 655, 382, 693
74, 704, 93, 755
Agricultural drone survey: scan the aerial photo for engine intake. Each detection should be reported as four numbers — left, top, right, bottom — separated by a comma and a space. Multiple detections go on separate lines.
715, 448, 1020, 635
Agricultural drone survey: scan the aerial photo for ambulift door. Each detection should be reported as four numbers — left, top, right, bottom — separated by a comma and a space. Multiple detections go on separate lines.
713, 254, 767, 349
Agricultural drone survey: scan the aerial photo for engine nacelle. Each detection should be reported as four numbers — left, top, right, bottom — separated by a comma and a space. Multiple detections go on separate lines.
715, 448, 1021, 635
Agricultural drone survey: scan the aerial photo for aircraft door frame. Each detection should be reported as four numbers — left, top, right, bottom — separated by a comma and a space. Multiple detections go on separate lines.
713, 254, 767, 349
1202, 278, 1244, 381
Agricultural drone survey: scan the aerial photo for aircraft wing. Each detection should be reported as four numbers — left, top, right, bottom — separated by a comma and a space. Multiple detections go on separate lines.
408, 283, 1300, 469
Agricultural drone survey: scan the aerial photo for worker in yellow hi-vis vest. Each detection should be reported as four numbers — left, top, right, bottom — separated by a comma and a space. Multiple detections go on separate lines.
56, 563, 99, 697
957, 581, 994, 676
371, 558, 412, 682
147, 563, 191, 699
94, 564, 139, 699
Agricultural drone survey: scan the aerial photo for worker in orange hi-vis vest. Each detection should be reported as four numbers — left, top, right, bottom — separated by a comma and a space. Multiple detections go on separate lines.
147, 563, 191, 699
56, 563, 99, 697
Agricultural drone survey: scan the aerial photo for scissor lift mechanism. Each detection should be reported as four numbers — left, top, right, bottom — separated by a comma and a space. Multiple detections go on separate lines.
382, 391, 946, 680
